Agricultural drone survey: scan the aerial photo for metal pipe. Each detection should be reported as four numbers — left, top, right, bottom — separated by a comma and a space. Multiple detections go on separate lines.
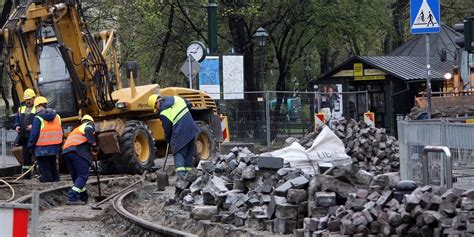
207, 0, 217, 54
422, 145, 452, 188
265, 91, 271, 149
31, 191, 39, 237
425, 34, 432, 119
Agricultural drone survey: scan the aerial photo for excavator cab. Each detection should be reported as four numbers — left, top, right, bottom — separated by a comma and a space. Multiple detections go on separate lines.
37, 25, 78, 117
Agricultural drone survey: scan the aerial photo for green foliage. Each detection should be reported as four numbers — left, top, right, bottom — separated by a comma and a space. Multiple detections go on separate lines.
77, 0, 473, 91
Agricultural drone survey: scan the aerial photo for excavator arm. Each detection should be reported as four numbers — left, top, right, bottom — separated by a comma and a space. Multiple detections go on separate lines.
1, 0, 120, 118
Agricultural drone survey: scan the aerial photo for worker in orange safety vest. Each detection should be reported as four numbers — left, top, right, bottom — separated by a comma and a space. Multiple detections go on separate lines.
28, 96, 63, 182
62, 115, 97, 205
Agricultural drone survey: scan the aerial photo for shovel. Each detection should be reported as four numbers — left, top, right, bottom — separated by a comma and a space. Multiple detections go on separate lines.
156, 143, 170, 191
91, 154, 107, 202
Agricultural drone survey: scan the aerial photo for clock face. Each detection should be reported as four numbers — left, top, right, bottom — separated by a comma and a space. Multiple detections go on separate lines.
186, 43, 205, 62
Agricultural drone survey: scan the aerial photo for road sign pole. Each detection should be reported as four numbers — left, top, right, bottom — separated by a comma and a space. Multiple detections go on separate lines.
188, 54, 193, 89
426, 34, 432, 119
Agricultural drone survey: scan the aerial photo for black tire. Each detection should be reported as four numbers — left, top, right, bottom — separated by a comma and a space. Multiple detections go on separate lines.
109, 120, 155, 174
193, 121, 217, 166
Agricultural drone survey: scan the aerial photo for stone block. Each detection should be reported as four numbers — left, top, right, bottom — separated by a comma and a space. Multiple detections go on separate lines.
275, 202, 298, 220
258, 156, 284, 170
327, 217, 340, 232
246, 218, 264, 231
242, 165, 256, 179
404, 193, 420, 211
388, 211, 402, 227
340, 218, 355, 235
376, 190, 392, 206
315, 192, 336, 207
461, 197, 474, 210
287, 189, 308, 204
273, 218, 297, 234
275, 180, 293, 196
290, 176, 310, 189
190, 205, 218, 220
206, 176, 229, 193
356, 189, 369, 199
350, 198, 366, 211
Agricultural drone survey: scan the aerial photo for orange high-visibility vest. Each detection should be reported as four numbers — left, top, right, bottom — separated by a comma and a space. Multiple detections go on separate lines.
36, 115, 63, 146
63, 123, 94, 149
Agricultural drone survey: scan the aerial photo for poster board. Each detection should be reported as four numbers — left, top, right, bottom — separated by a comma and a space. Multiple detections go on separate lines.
199, 56, 221, 99
222, 55, 244, 100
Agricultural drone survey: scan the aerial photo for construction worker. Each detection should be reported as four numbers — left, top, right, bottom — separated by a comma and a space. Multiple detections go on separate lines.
62, 115, 97, 205
28, 96, 63, 182
148, 94, 200, 178
13, 88, 37, 178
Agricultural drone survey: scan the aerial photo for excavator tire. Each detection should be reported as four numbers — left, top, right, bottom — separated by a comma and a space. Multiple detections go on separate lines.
112, 120, 155, 174
193, 121, 217, 166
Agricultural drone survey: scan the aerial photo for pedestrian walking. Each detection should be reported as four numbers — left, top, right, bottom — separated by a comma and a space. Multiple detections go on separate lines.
28, 96, 62, 182
62, 115, 97, 205
13, 88, 37, 178
147, 94, 200, 180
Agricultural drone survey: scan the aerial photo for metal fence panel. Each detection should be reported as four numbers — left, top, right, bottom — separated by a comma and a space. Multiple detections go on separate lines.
0, 129, 18, 172
216, 91, 369, 150
398, 120, 474, 189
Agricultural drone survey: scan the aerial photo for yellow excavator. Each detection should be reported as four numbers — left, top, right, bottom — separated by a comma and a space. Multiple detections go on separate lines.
1, 0, 222, 174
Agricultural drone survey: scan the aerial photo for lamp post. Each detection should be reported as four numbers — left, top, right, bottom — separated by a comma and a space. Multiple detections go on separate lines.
253, 27, 270, 145
253, 27, 269, 91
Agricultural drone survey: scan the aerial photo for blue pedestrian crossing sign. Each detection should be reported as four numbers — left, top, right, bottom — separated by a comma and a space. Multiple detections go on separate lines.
410, 0, 440, 34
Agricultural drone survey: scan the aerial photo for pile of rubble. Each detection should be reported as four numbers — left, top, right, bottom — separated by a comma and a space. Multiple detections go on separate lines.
171, 147, 474, 236
408, 105, 474, 119
287, 119, 400, 174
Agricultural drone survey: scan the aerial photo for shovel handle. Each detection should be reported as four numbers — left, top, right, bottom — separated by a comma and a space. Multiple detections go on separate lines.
162, 143, 170, 169
93, 159, 102, 196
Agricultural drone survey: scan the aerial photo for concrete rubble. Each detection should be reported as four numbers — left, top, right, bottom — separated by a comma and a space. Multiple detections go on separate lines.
171, 146, 474, 236
285, 119, 400, 175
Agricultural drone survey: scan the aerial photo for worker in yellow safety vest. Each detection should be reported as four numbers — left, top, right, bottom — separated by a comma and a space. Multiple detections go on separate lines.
28, 96, 63, 182
13, 88, 37, 178
62, 115, 97, 205
148, 94, 200, 182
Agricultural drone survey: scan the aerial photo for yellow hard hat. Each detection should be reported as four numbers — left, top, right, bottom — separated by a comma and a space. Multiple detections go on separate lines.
147, 94, 159, 112
34, 96, 48, 107
23, 88, 36, 100
81, 115, 94, 123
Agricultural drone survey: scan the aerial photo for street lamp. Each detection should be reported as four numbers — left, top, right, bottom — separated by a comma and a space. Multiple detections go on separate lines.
254, 27, 269, 47
253, 27, 269, 91
444, 72, 452, 80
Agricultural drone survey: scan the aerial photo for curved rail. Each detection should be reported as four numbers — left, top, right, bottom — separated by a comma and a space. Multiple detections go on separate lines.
112, 188, 197, 237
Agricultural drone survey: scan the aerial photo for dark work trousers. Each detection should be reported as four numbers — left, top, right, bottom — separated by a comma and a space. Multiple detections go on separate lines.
173, 138, 196, 177
21, 143, 33, 176
63, 152, 90, 202
36, 155, 60, 182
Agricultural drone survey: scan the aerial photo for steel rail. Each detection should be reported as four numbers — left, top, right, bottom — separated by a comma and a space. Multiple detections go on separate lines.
112, 188, 197, 237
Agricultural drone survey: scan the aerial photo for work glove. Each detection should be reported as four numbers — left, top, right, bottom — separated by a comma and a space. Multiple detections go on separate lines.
91, 144, 99, 159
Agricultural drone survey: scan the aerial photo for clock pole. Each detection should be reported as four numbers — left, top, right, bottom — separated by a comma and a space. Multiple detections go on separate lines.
188, 55, 193, 89
208, 0, 217, 54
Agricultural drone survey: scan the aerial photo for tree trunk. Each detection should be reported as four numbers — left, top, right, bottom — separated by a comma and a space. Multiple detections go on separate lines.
153, 4, 175, 84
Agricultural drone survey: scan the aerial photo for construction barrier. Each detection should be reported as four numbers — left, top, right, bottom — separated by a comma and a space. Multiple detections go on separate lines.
364, 111, 375, 127
314, 112, 326, 129
0, 191, 39, 237
0, 208, 29, 236
220, 115, 230, 142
